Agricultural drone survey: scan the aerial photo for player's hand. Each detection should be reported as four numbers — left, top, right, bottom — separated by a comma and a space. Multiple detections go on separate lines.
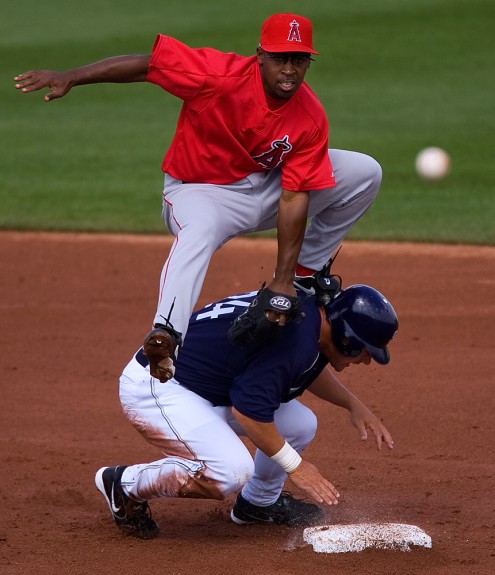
14, 70, 72, 101
349, 403, 394, 451
287, 459, 340, 506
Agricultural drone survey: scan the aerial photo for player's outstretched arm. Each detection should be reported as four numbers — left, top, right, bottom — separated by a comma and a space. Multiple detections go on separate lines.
14, 55, 151, 101
232, 407, 339, 505
309, 367, 394, 451
267, 189, 309, 323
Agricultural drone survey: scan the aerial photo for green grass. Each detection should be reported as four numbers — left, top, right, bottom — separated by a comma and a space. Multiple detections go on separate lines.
2, 0, 494, 243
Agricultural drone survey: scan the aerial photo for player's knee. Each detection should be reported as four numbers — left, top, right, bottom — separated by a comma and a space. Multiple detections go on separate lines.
283, 407, 318, 451
360, 154, 382, 195
295, 409, 318, 448
222, 455, 255, 497
369, 156, 382, 191
189, 452, 254, 500
174, 456, 254, 501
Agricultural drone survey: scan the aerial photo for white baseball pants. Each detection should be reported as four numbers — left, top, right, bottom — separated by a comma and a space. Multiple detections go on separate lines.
118, 355, 317, 506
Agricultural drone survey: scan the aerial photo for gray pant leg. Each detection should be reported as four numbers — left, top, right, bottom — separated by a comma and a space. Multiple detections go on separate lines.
252, 149, 382, 272
240, 400, 318, 506
153, 176, 263, 336
300, 149, 382, 270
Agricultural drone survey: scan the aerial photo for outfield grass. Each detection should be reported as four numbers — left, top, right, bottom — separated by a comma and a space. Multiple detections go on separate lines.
2, 0, 494, 244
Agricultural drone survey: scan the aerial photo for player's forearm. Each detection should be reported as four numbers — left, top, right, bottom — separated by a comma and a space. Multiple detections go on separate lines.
62, 55, 151, 86
308, 367, 359, 410
270, 190, 309, 293
232, 408, 285, 457
15, 55, 152, 102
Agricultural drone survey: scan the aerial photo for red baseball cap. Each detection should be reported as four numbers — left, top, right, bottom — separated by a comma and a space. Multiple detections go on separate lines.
260, 13, 318, 55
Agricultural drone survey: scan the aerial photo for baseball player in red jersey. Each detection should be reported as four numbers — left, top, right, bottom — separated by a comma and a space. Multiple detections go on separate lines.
15, 13, 383, 382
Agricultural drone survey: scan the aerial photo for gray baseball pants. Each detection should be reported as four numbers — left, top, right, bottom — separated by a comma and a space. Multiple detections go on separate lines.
154, 149, 382, 337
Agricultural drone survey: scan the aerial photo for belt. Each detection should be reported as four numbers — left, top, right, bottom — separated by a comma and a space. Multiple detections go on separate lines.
135, 348, 149, 368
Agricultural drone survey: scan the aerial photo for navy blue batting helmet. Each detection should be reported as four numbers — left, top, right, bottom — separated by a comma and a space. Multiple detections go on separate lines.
325, 284, 398, 364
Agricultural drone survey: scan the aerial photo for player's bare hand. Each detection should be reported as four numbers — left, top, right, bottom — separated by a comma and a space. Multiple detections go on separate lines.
349, 403, 394, 451
264, 309, 287, 326
14, 70, 72, 101
288, 459, 340, 506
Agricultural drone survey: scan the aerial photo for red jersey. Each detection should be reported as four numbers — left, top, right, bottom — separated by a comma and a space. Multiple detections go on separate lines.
147, 35, 335, 192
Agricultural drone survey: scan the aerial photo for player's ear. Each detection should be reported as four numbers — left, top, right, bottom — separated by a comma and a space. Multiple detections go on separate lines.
256, 46, 264, 65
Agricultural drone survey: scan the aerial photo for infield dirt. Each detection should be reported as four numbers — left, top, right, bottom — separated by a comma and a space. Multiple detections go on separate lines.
1, 232, 494, 575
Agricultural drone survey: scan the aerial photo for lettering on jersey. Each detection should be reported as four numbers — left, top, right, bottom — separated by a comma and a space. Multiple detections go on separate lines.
287, 20, 302, 44
253, 135, 292, 170
195, 292, 257, 321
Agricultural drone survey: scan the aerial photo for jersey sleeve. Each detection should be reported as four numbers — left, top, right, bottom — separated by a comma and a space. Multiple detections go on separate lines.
147, 34, 243, 102
229, 351, 294, 423
282, 129, 334, 191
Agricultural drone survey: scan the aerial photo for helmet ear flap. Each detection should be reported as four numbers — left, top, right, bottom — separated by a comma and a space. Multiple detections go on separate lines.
330, 318, 365, 358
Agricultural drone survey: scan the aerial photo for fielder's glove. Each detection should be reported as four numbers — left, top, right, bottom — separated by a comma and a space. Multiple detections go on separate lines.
227, 286, 304, 346
143, 323, 182, 383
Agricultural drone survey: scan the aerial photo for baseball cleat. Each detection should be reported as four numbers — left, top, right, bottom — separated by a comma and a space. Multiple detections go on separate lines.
142, 324, 182, 383
294, 270, 341, 305
294, 251, 342, 305
230, 491, 325, 527
95, 466, 159, 540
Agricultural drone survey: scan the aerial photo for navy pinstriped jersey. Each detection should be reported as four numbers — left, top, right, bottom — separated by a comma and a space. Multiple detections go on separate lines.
170, 290, 329, 422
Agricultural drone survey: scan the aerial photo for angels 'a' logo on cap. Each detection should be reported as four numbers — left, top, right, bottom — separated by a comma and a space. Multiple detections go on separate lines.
287, 19, 302, 43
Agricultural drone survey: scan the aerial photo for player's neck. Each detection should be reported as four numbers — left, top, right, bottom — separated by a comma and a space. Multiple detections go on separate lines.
264, 92, 291, 110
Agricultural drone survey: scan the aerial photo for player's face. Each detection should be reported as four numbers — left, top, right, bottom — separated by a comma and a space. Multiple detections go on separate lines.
257, 48, 312, 100
320, 311, 374, 371
330, 348, 372, 372
320, 317, 373, 371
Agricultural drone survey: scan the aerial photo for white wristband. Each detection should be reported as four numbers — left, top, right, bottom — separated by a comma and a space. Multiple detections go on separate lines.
270, 441, 302, 473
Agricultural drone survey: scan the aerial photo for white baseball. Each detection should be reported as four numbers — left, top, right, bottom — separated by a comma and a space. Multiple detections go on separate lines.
415, 147, 451, 180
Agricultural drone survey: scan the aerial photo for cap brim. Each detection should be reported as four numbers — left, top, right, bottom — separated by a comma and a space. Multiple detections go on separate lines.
367, 345, 390, 365
261, 43, 318, 55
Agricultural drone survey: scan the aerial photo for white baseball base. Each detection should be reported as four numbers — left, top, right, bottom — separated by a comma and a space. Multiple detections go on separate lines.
303, 523, 432, 553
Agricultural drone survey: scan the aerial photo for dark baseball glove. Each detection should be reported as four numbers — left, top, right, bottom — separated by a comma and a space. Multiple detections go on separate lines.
227, 285, 303, 346
143, 323, 182, 382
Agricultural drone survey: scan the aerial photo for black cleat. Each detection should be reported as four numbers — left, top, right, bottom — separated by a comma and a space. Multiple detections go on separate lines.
294, 270, 341, 305
95, 466, 159, 540
294, 251, 342, 305
230, 491, 325, 527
